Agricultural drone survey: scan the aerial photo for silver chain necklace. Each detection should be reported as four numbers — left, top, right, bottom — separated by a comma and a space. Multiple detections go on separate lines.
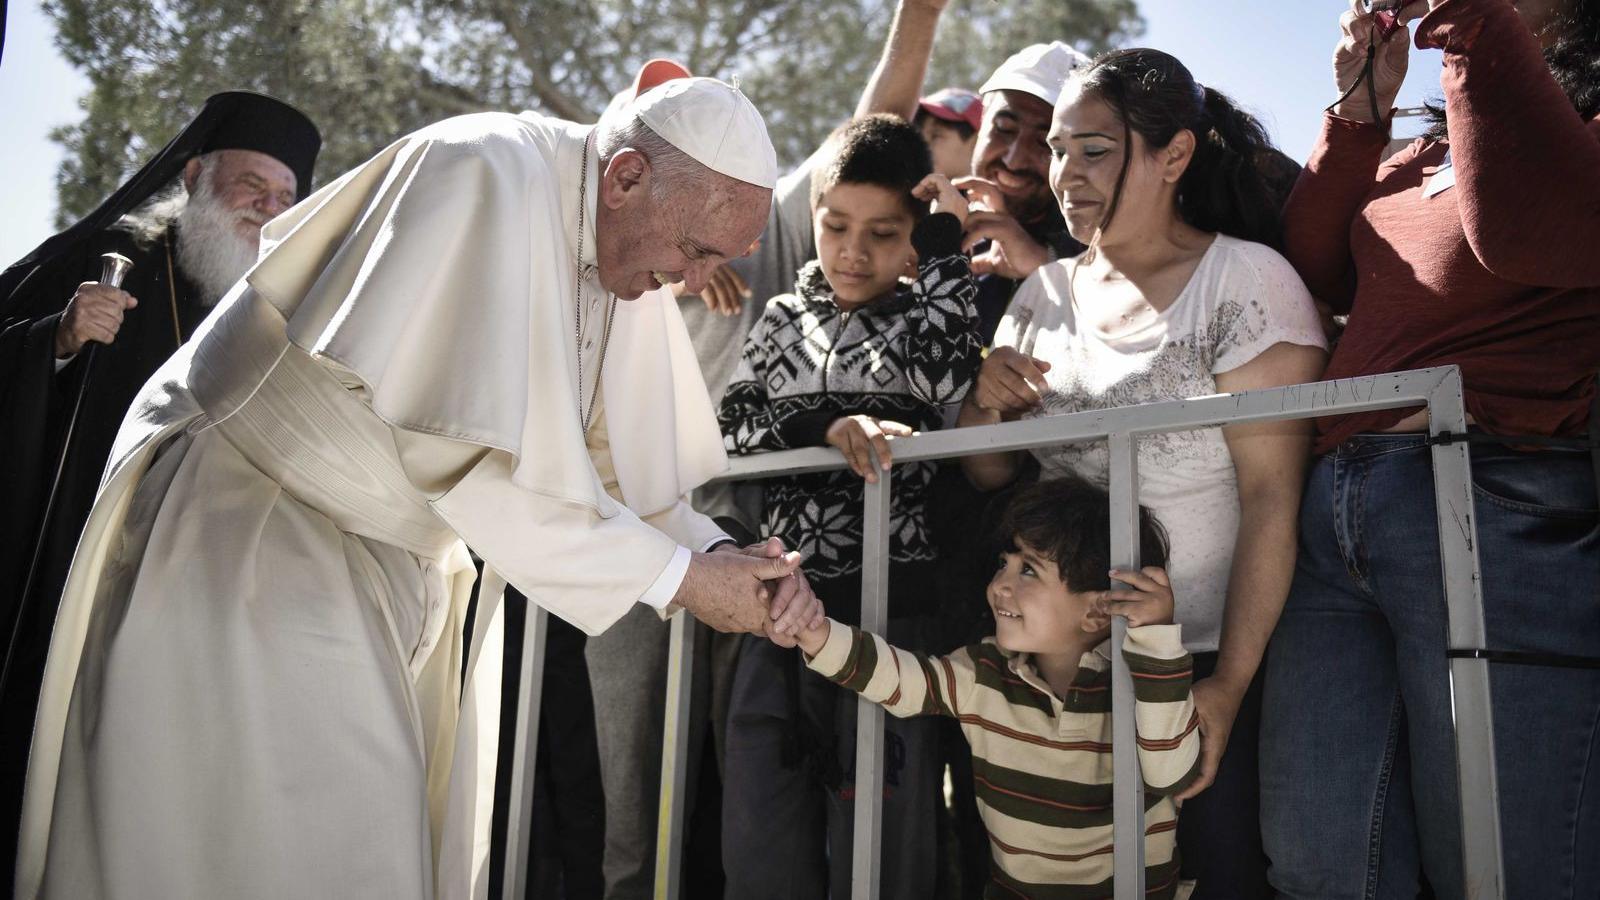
575, 131, 618, 434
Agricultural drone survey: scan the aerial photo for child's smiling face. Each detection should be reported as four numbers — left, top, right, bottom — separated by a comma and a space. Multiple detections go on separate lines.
987, 538, 1105, 654
813, 182, 918, 308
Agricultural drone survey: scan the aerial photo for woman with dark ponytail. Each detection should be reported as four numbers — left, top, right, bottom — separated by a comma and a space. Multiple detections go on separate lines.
957, 48, 1327, 897
1263, 0, 1600, 897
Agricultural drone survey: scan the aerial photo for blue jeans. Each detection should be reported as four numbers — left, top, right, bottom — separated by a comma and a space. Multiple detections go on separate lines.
1261, 435, 1600, 899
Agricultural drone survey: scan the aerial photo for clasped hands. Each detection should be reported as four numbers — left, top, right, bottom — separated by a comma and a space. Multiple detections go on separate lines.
672, 537, 826, 641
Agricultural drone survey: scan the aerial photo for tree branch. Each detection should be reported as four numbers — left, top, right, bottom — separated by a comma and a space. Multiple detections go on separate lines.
489, 0, 588, 119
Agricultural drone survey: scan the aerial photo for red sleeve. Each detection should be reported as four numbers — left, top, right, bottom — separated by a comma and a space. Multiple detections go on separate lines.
1420, 0, 1600, 288
1280, 116, 1396, 314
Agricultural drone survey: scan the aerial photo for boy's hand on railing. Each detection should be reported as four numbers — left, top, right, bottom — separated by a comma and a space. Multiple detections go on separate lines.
826, 415, 914, 483
974, 347, 1051, 415
1083, 566, 1175, 631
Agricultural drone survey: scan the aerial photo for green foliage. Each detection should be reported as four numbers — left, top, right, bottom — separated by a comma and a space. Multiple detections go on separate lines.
47, 0, 1141, 225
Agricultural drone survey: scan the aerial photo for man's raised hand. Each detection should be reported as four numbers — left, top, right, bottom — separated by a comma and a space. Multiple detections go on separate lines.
698, 264, 752, 317
962, 212, 1052, 280
952, 176, 1052, 281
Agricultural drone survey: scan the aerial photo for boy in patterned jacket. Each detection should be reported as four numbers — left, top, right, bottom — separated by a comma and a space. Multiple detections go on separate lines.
717, 114, 983, 898
779, 477, 1201, 899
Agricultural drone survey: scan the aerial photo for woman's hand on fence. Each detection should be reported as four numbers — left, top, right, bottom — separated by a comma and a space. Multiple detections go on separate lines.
973, 347, 1052, 415
826, 415, 914, 483
1175, 675, 1248, 801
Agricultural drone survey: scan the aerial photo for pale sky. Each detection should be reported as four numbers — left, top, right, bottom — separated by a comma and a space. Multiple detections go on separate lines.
0, 0, 1445, 265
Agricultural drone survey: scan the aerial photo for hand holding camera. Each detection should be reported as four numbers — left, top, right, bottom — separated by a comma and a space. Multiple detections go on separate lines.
1330, 0, 1429, 127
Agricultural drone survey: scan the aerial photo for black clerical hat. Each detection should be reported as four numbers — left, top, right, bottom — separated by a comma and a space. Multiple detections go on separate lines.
0, 91, 320, 308
194, 91, 321, 196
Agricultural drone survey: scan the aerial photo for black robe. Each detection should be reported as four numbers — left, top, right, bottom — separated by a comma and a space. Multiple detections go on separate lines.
0, 222, 209, 887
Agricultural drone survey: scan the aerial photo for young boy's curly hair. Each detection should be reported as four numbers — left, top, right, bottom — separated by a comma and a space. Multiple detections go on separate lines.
996, 476, 1170, 594
809, 113, 933, 218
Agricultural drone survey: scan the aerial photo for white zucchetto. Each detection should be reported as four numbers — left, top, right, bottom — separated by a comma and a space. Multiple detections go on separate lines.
632, 76, 778, 190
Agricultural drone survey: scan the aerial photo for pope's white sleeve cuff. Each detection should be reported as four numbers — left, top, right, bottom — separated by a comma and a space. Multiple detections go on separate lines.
639, 544, 693, 611
701, 534, 734, 552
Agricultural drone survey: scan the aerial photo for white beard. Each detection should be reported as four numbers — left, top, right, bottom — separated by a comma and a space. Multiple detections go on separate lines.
175, 177, 263, 307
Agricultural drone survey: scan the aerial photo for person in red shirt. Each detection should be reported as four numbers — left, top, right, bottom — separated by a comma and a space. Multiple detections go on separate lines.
1260, 1, 1600, 898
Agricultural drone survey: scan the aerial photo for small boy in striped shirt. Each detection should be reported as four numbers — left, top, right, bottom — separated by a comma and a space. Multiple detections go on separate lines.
774, 477, 1202, 898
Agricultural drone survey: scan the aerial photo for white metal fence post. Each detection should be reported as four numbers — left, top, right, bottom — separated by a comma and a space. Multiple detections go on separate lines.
503, 601, 549, 900
851, 470, 893, 900
653, 610, 698, 898
1427, 369, 1505, 899
1107, 433, 1147, 899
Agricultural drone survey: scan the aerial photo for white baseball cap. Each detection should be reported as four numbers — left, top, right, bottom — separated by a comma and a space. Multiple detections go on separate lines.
633, 76, 779, 190
979, 41, 1094, 108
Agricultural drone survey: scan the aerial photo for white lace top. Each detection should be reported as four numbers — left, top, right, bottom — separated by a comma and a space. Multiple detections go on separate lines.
994, 235, 1326, 651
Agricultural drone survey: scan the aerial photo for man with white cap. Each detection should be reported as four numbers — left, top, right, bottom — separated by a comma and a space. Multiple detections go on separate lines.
14, 78, 811, 900
857, 1, 1092, 339
958, 40, 1093, 339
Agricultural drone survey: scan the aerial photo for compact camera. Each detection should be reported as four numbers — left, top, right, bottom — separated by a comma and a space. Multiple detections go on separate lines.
1364, 0, 1408, 39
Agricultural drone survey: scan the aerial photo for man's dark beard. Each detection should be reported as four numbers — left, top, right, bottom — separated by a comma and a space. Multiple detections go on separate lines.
988, 164, 1056, 229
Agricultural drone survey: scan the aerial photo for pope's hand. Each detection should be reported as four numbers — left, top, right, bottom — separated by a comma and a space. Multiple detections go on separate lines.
672, 539, 804, 634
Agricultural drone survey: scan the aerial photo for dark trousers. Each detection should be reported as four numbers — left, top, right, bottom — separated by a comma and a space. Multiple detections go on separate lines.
721, 564, 944, 900
489, 591, 605, 899
721, 627, 942, 899
1176, 651, 1271, 899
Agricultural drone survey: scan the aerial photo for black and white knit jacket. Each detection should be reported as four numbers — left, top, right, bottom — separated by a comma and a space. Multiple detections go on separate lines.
719, 213, 982, 583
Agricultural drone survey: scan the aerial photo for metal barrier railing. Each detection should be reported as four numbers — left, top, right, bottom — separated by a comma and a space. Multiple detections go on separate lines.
500, 365, 1504, 900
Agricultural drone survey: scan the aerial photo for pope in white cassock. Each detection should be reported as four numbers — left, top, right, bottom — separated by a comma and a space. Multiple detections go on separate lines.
14, 78, 812, 899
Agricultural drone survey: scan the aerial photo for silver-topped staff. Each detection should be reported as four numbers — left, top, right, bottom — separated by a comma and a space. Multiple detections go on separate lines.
1, 252, 135, 697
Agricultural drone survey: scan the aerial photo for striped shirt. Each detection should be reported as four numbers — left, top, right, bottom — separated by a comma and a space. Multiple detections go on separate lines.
806, 619, 1201, 899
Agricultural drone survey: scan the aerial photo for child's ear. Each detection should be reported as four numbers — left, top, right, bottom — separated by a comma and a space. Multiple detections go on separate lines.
903, 251, 919, 278
1080, 591, 1111, 633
